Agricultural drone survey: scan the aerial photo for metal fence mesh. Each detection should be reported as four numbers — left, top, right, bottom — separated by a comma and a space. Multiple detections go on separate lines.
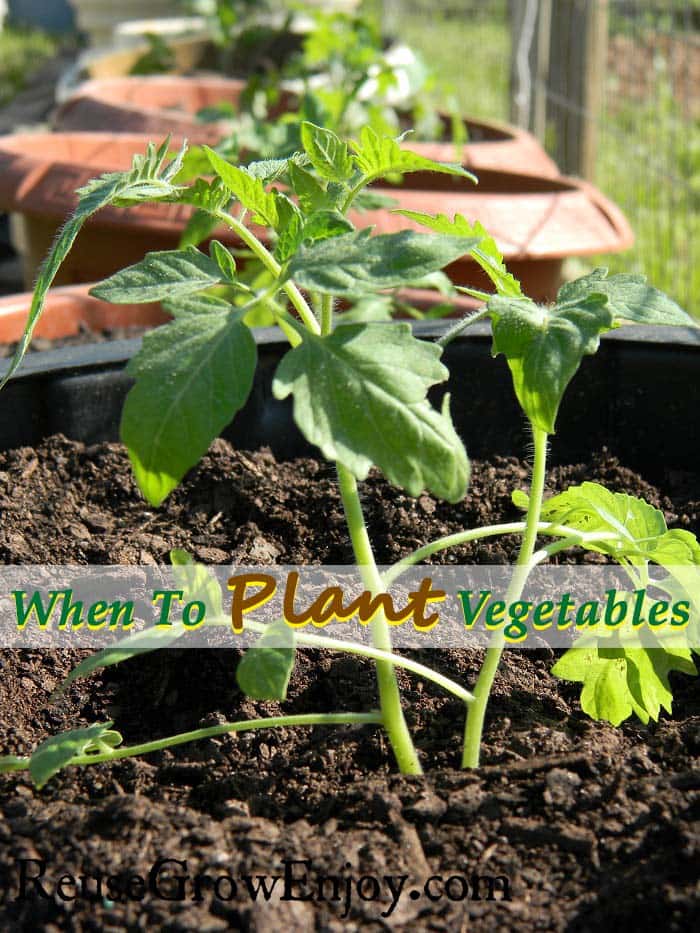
382, 0, 700, 314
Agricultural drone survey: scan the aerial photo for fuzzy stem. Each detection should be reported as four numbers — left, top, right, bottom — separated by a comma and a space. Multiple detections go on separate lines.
461, 425, 549, 768
214, 210, 319, 334
336, 463, 423, 774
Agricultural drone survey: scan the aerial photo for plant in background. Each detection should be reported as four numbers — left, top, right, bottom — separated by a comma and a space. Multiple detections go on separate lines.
0, 126, 697, 787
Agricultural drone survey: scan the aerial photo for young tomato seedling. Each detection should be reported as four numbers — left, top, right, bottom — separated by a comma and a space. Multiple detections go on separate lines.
0, 127, 698, 787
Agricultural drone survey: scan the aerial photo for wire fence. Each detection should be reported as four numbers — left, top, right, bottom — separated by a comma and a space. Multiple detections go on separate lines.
383, 0, 700, 314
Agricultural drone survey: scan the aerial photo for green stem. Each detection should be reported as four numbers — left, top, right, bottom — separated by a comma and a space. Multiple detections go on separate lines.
462, 425, 549, 768
336, 463, 423, 774
321, 294, 334, 336
214, 210, 320, 334
9, 714, 382, 776
244, 621, 474, 704
383, 522, 619, 586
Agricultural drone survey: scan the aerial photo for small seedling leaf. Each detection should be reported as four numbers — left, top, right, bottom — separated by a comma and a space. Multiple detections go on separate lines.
236, 622, 296, 701
300, 122, 354, 183
352, 126, 476, 182
29, 722, 121, 788
204, 147, 279, 226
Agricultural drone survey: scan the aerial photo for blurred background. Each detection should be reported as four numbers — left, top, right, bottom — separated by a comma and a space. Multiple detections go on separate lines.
0, 0, 698, 311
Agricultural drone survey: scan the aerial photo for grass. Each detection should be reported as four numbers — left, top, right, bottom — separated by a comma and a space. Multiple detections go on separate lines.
0, 26, 58, 108
389, 4, 700, 318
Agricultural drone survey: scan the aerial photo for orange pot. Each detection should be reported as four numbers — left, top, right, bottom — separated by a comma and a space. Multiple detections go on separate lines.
0, 284, 168, 346
0, 132, 632, 301
54, 75, 559, 177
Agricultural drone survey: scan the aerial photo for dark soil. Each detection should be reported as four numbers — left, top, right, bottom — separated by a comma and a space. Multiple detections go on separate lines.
0, 437, 698, 931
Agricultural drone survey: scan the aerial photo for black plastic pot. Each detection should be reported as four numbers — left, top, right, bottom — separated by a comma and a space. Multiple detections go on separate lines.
1, 321, 698, 482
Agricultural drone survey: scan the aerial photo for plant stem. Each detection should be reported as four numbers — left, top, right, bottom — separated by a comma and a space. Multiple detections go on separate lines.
6, 714, 383, 777
383, 522, 619, 586
214, 210, 320, 334
321, 294, 334, 336
461, 425, 549, 768
336, 463, 423, 774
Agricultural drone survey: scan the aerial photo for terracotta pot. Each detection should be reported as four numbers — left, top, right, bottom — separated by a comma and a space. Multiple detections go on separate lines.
0, 132, 632, 300
54, 76, 559, 178
0, 284, 168, 345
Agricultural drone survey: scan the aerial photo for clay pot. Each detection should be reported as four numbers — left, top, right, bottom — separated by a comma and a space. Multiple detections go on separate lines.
0, 284, 168, 345
54, 75, 559, 178
0, 132, 632, 300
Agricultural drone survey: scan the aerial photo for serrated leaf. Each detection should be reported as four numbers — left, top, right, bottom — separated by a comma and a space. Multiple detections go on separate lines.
121, 310, 256, 506
245, 153, 306, 182
29, 723, 121, 788
272, 323, 470, 501
90, 249, 223, 304
204, 147, 279, 226
352, 126, 476, 182
288, 230, 479, 297
236, 622, 296, 701
536, 482, 670, 561
0, 140, 187, 389
395, 210, 522, 298
487, 293, 615, 433
557, 268, 696, 327
300, 122, 354, 183
553, 641, 696, 726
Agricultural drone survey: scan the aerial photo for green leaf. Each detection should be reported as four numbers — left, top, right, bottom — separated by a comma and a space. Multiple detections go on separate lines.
276, 208, 355, 264
300, 121, 354, 183
90, 249, 223, 304
487, 293, 615, 433
288, 230, 479, 297
0, 755, 28, 775
0, 139, 187, 389
272, 323, 470, 501
170, 548, 224, 619
245, 154, 306, 182
395, 211, 522, 298
204, 147, 279, 226
557, 268, 696, 327
209, 240, 237, 282
352, 126, 476, 182
162, 294, 233, 317
29, 723, 122, 788
287, 161, 329, 213
121, 309, 256, 506
536, 482, 667, 557
236, 622, 296, 701
553, 641, 696, 726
